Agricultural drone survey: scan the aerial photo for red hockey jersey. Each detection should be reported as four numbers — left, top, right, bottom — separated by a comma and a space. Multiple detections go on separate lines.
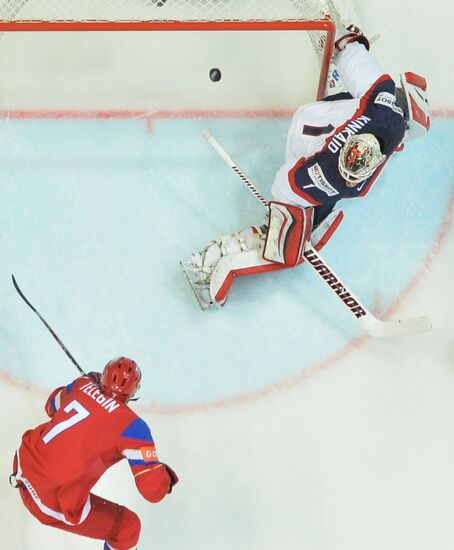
15, 374, 172, 526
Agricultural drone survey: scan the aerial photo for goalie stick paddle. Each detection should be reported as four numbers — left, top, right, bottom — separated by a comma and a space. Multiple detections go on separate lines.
204, 131, 432, 338
11, 274, 86, 375
302, 245, 431, 337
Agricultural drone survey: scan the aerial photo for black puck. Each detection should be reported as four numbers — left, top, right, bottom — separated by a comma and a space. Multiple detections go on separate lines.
209, 68, 222, 82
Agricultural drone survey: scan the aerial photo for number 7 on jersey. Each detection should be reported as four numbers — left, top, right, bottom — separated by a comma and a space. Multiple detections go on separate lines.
43, 400, 90, 444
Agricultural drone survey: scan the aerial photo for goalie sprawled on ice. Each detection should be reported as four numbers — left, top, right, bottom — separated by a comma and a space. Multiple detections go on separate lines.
181, 25, 430, 310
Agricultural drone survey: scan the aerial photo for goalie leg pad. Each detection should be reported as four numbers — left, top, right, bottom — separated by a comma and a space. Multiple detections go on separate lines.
209, 205, 340, 306
210, 203, 315, 305
263, 202, 314, 267
209, 249, 288, 306
182, 206, 342, 309
180, 225, 267, 309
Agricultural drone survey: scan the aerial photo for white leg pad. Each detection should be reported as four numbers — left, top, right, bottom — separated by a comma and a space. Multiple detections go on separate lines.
180, 226, 267, 309
263, 202, 313, 266
209, 249, 277, 305
181, 208, 344, 309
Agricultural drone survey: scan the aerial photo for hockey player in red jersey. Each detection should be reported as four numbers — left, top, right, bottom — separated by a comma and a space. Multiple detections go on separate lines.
11, 357, 178, 550
181, 25, 430, 310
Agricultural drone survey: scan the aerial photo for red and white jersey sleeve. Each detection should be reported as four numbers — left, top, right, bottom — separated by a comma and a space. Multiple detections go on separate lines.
117, 415, 172, 503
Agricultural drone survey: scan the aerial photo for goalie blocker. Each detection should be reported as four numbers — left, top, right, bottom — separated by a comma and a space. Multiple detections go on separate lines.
398, 71, 430, 139
181, 202, 343, 309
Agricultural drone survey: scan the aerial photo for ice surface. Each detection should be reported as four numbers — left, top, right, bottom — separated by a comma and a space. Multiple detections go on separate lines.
1, 2, 454, 549
0, 117, 452, 409
1, 111, 453, 550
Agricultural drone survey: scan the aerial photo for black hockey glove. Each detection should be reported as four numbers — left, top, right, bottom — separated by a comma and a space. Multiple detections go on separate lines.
87, 371, 102, 385
162, 463, 179, 493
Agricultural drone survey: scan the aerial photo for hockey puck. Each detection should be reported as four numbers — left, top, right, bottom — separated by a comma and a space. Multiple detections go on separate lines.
209, 68, 222, 82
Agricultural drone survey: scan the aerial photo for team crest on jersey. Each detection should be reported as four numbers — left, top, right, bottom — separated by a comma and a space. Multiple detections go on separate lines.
374, 92, 404, 116
140, 445, 158, 462
308, 163, 339, 197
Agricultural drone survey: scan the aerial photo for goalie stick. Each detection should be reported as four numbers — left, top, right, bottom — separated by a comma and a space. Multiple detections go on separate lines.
204, 132, 432, 338
12, 274, 86, 375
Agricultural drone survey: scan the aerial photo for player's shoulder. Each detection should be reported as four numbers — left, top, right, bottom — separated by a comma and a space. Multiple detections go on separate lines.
58, 374, 91, 396
66, 376, 134, 418
367, 74, 397, 98
365, 76, 405, 127
119, 412, 155, 444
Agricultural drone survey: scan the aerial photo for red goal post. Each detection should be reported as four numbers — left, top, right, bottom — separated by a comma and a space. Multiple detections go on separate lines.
0, 0, 340, 101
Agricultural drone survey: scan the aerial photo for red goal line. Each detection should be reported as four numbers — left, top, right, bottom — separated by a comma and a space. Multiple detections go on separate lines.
0, 108, 450, 120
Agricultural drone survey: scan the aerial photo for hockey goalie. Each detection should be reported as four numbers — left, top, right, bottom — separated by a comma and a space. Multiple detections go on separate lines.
181, 25, 430, 310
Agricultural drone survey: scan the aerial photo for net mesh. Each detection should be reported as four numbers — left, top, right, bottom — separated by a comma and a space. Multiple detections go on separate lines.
0, 0, 357, 99
0, 0, 340, 22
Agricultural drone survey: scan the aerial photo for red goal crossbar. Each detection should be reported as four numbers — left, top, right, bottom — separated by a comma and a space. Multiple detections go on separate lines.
0, 18, 335, 101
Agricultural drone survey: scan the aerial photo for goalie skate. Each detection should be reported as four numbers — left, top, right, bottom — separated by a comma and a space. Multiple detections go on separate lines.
180, 259, 218, 311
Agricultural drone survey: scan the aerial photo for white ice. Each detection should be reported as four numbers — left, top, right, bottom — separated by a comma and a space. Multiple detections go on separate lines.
1, 1, 454, 549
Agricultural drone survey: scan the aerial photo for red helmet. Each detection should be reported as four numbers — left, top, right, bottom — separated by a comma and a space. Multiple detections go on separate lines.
100, 357, 141, 402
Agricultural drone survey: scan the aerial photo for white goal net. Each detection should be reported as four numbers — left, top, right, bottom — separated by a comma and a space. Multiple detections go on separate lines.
0, 0, 360, 112
0, 0, 355, 23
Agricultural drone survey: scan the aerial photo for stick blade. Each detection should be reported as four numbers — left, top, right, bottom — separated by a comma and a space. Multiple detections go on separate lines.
11, 273, 19, 292
11, 274, 36, 311
363, 315, 432, 338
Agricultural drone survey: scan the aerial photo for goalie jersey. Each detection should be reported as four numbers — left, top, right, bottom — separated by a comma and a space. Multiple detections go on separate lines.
14, 374, 171, 526
272, 42, 406, 218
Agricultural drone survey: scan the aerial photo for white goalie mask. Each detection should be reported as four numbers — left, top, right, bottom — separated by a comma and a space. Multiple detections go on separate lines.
338, 133, 386, 187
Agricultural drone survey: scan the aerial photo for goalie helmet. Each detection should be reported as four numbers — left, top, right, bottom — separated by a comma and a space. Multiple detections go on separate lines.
100, 356, 141, 402
338, 133, 386, 187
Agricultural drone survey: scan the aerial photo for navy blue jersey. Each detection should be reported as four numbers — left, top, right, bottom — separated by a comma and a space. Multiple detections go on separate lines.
288, 76, 406, 208
272, 43, 407, 220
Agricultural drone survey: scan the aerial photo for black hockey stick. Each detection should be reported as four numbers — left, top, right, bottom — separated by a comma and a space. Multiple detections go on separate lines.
12, 275, 86, 375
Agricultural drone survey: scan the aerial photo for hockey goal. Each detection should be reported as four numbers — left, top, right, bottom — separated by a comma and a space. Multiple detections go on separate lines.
0, 0, 360, 113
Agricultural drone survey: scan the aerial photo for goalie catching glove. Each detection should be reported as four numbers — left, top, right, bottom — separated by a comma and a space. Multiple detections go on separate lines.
181, 202, 344, 309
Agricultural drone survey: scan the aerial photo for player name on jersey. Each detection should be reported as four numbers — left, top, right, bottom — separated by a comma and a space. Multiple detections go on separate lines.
79, 382, 120, 413
328, 115, 371, 153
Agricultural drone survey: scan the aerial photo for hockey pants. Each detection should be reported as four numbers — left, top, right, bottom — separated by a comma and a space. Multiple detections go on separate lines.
17, 486, 140, 550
